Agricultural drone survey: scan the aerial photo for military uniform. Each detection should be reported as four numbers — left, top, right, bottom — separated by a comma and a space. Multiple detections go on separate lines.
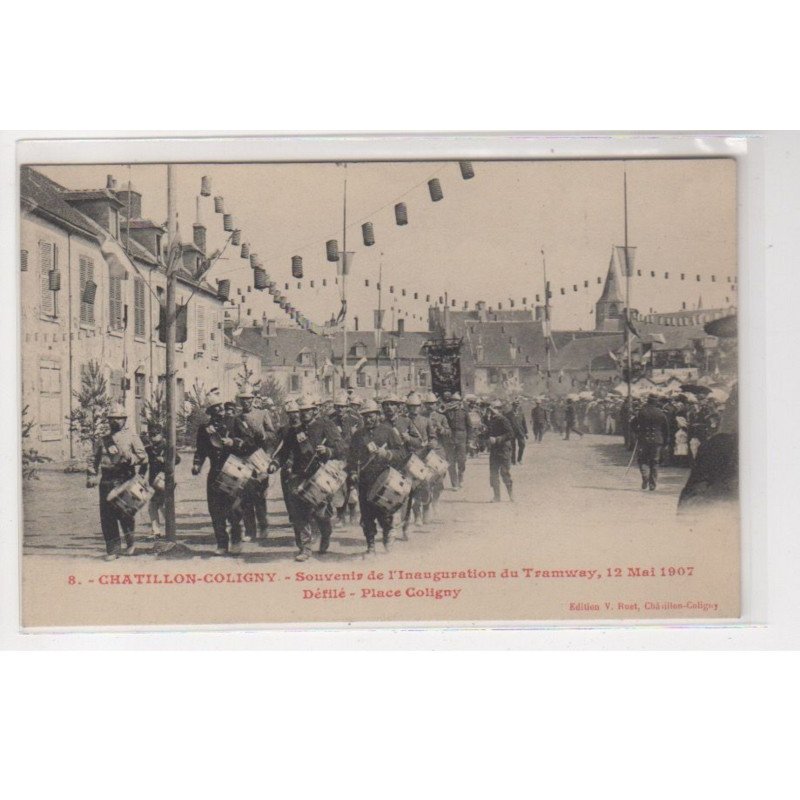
143, 432, 180, 536
347, 421, 406, 550
506, 407, 528, 464
486, 412, 514, 501
276, 414, 346, 557
193, 416, 242, 552
332, 407, 363, 524
424, 405, 450, 513
632, 400, 670, 490
230, 412, 270, 539
88, 427, 147, 556
444, 402, 472, 488
531, 404, 548, 442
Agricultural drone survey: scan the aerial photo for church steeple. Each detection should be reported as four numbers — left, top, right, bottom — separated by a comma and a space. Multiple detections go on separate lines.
595, 252, 625, 331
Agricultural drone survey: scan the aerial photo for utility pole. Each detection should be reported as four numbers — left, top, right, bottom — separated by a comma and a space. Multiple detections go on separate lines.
340, 166, 349, 397
623, 168, 632, 408
541, 249, 551, 393
163, 164, 178, 542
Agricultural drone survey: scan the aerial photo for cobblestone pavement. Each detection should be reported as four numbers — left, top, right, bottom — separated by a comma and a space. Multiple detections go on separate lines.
22, 433, 694, 564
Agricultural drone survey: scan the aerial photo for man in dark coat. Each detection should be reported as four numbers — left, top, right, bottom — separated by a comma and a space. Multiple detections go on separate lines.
631, 393, 671, 490
444, 392, 472, 489
347, 399, 407, 554
531, 400, 548, 443
506, 398, 529, 464
272, 393, 346, 560
563, 398, 583, 440
486, 400, 515, 502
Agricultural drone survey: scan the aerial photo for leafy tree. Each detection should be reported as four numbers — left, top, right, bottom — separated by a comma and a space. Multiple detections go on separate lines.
21, 405, 51, 480
179, 380, 208, 448
235, 356, 262, 396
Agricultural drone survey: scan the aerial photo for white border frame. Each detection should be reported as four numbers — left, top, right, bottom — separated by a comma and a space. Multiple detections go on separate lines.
1, 131, 773, 648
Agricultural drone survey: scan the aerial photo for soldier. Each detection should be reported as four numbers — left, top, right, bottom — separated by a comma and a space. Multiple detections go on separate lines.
86, 403, 148, 561
443, 391, 472, 489
331, 396, 362, 525
275, 399, 303, 537
422, 391, 449, 517
404, 392, 435, 530
143, 424, 180, 537
271, 393, 345, 561
192, 389, 243, 556
347, 398, 407, 554
236, 385, 276, 540
531, 400, 548, 443
486, 400, 515, 502
631, 393, 671, 491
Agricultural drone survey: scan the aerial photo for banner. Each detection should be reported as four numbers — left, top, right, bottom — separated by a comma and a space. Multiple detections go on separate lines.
615, 245, 637, 277
426, 338, 463, 397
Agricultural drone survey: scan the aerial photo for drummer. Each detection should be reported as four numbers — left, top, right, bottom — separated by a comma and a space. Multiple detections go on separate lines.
143, 424, 180, 538
271, 393, 345, 562
346, 398, 407, 554
192, 389, 243, 556
236, 385, 276, 540
422, 391, 449, 518
403, 392, 435, 532
86, 402, 147, 561
331, 396, 362, 526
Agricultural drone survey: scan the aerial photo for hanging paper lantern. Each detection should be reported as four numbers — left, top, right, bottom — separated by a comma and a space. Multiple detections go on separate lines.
665, 272, 669, 278
362, 222, 375, 247
573, 285, 578, 292
426, 295, 430, 302
365, 279, 370, 287
463, 301, 468, 310
253, 268, 267, 290
214, 196, 224, 213
711, 275, 716, 282
696, 274, 701, 281
402, 288, 406, 296
414, 292, 418, 300
223, 214, 234, 232
48, 270, 61, 292
216, 279, 231, 301
389, 286, 394, 294
322, 279, 327, 287
241, 242, 250, 259
560, 288, 565, 295
284, 282, 289, 290
250, 253, 259, 268
681, 274, 685, 280
292, 255, 303, 279
522, 297, 527, 304
459, 161, 475, 180
584, 281, 589, 288
201, 176, 211, 197
428, 178, 443, 202
326, 240, 339, 262
536, 294, 540, 302
597, 276, 602, 284
231, 230, 241, 246
395, 203, 408, 226
637, 270, 642, 276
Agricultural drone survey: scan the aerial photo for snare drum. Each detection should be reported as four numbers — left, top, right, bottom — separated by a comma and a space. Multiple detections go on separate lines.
215, 454, 254, 497
108, 475, 153, 517
424, 450, 449, 480
296, 460, 347, 508
367, 467, 411, 514
404, 453, 433, 485
247, 448, 271, 478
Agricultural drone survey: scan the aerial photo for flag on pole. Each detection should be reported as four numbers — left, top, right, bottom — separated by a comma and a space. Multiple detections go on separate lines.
615, 245, 637, 277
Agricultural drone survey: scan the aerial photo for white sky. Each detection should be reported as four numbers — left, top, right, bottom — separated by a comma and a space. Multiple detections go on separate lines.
38, 159, 737, 331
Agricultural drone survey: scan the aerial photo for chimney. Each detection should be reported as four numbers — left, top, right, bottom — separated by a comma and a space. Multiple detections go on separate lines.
116, 188, 142, 219
397, 318, 405, 334
193, 223, 207, 255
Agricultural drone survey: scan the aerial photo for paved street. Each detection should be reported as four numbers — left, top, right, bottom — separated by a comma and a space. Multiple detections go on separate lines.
23, 432, 697, 563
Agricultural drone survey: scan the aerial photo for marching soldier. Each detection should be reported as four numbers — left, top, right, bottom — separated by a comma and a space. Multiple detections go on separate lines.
404, 392, 435, 530
270, 393, 345, 561
347, 398, 407, 554
192, 389, 244, 556
486, 400, 515, 502
236, 385, 276, 540
275, 398, 303, 536
631, 393, 671, 491
444, 391, 471, 489
331, 396, 362, 525
87, 403, 148, 561
422, 391, 449, 517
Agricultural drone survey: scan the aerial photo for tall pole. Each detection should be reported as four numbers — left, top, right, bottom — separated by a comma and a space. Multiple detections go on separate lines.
164, 164, 178, 542
341, 167, 348, 395
542, 249, 551, 393
375, 256, 383, 395
624, 168, 632, 407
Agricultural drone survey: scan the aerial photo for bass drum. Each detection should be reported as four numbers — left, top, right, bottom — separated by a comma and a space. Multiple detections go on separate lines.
108, 475, 153, 517
367, 467, 411, 514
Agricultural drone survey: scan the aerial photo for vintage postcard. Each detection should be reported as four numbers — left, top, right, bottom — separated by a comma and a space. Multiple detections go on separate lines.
19, 156, 740, 628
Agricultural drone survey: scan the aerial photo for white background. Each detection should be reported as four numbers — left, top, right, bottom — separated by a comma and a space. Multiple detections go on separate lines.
1, 2, 799, 797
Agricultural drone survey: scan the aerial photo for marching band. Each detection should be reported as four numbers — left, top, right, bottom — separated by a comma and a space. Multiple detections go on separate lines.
89, 387, 525, 562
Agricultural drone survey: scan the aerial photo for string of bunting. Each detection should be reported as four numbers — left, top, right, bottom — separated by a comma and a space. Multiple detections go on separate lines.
200, 169, 737, 335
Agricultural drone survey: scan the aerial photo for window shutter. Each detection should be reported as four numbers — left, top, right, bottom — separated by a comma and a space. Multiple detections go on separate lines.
196, 304, 206, 350
79, 256, 95, 325
39, 241, 55, 316
134, 277, 145, 337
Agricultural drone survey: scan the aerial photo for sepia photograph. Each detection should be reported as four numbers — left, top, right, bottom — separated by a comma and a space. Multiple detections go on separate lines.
19, 156, 740, 628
